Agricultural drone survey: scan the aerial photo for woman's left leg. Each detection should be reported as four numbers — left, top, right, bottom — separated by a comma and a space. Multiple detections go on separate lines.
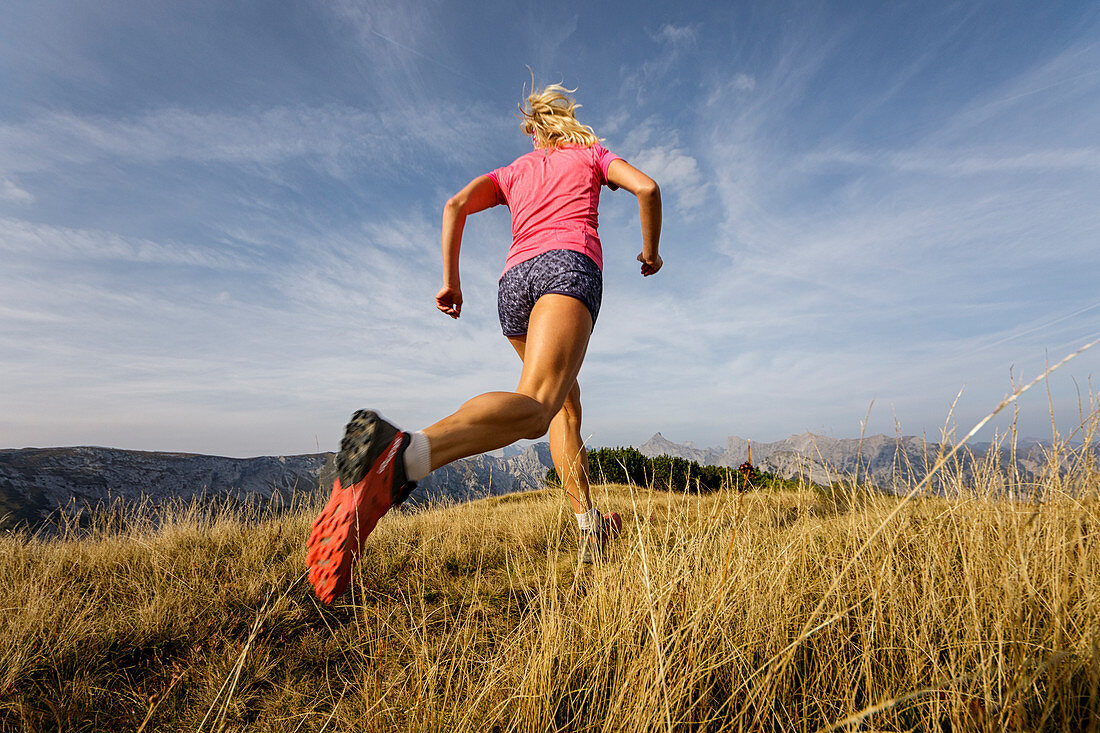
422, 294, 593, 467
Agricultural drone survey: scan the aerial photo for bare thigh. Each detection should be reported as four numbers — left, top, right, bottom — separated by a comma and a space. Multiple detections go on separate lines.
508, 337, 582, 418
511, 293, 592, 412
421, 293, 592, 468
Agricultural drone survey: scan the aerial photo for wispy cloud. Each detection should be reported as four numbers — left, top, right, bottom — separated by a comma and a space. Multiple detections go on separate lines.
0, 104, 500, 178
730, 73, 755, 92
630, 145, 707, 214
803, 147, 1100, 175
3, 1, 1098, 454
0, 199, 516, 454
0, 216, 253, 270
597, 7, 1100, 444
327, 0, 506, 96
652, 23, 697, 48
614, 119, 709, 214
0, 176, 33, 203
931, 40, 1100, 147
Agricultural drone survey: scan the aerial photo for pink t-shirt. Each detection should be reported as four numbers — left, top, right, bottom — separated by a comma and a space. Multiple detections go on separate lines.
487, 143, 621, 274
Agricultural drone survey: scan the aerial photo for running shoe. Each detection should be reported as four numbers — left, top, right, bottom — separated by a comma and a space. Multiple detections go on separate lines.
306, 410, 417, 604
578, 511, 622, 564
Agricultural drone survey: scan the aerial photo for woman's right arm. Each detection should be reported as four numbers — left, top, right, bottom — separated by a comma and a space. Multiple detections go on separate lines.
606, 160, 662, 276
436, 175, 500, 319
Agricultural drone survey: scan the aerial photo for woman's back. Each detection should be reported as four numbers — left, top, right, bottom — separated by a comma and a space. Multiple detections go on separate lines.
489, 143, 621, 272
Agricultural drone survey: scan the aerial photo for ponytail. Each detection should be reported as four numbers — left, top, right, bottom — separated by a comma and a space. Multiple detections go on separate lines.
519, 82, 601, 148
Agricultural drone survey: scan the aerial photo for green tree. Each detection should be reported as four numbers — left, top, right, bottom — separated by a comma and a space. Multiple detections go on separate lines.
545, 447, 734, 492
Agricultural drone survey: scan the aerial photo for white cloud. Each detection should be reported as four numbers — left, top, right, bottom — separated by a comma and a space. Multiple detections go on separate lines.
0, 216, 252, 270
629, 145, 708, 213
731, 73, 756, 92
653, 24, 697, 47
804, 147, 1100, 176
618, 24, 700, 107
932, 40, 1100, 148
643, 14, 1100, 446
4, 1, 1099, 454
327, 0, 502, 97
0, 176, 33, 203
329, 0, 439, 60
0, 103, 499, 178
613, 119, 709, 215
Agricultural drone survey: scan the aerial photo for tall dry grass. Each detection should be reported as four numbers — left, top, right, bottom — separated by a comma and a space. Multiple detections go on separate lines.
1, 407, 1099, 732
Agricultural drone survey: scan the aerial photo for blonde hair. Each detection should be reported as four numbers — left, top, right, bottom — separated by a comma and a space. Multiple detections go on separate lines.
519, 82, 601, 149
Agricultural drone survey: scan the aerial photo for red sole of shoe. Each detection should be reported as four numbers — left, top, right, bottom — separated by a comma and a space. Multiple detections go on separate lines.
306, 474, 392, 604
306, 477, 355, 604
604, 512, 622, 539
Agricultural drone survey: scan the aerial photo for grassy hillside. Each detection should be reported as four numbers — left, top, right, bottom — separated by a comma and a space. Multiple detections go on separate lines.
2, 463, 1099, 731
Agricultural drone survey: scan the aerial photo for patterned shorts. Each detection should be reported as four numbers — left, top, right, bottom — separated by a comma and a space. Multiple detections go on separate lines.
497, 249, 603, 337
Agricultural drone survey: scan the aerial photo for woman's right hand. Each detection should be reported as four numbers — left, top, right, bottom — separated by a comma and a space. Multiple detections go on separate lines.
638, 252, 663, 277
436, 285, 463, 319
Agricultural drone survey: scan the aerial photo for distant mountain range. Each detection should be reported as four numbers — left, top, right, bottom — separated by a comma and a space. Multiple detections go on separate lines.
1, 431, 1080, 534
0, 443, 555, 534
638, 431, 1062, 490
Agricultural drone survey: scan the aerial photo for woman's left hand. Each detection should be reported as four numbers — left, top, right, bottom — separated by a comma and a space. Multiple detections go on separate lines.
637, 252, 663, 276
435, 285, 463, 319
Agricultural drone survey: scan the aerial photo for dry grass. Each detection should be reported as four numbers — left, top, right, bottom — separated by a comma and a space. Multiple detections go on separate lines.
1, 425, 1099, 733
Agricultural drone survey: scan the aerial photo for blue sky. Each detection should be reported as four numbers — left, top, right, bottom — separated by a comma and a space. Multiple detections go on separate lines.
2, 1, 1098, 457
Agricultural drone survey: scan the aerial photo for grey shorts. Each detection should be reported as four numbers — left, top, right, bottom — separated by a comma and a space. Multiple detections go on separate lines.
497, 249, 603, 337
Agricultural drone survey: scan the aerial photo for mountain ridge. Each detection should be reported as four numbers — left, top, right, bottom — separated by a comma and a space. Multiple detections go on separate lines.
639, 431, 1062, 489
2, 431, 1079, 534
0, 443, 556, 534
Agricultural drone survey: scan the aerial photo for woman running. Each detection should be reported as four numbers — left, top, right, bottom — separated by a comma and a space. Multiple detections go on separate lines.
307, 83, 662, 604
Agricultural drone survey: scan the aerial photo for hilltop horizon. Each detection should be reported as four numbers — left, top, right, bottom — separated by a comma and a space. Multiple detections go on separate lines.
1, 425, 1067, 461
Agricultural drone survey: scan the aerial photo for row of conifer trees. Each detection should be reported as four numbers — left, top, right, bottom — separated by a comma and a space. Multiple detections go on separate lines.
545, 447, 765, 492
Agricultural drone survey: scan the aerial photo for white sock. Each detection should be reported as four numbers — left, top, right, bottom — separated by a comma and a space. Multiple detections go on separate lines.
403, 431, 431, 482
575, 506, 600, 531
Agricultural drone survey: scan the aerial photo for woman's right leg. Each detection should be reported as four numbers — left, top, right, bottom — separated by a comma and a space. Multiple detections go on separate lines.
309, 294, 594, 603
504, 334, 592, 515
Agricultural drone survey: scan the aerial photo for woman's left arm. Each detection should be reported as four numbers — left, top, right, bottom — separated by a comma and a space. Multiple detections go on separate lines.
436, 175, 500, 319
606, 160, 662, 277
